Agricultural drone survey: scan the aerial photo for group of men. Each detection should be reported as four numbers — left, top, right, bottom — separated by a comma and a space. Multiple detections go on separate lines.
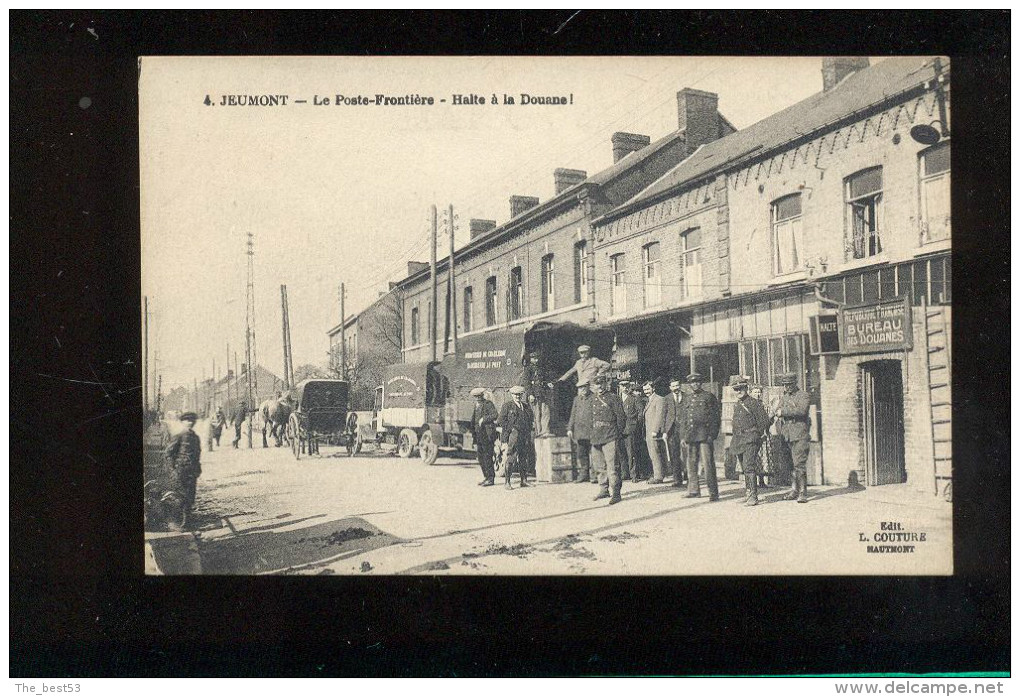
468, 343, 813, 507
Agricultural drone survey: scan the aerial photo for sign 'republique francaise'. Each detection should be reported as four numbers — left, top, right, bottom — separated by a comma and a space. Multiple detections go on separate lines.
839, 298, 913, 355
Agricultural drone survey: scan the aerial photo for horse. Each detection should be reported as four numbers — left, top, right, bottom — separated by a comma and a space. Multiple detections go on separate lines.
260, 398, 293, 447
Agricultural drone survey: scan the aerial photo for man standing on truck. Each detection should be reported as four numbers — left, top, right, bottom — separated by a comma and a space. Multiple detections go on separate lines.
498, 385, 535, 490
556, 344, 610, 387
469, 387, 499, 487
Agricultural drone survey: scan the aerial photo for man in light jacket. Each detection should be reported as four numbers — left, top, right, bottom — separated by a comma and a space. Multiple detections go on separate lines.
642, 380, 674, 484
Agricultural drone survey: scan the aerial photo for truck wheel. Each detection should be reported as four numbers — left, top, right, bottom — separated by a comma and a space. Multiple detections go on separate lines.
419, 431, 439, 466
397, 429, 417, 458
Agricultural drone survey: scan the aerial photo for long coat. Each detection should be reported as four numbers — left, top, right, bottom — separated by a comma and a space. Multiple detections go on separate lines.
498, 399, 534, 443
776, 388, 811, 442
590, 392, 626, 446
683, 389, 721, 443
164, 430, 202, 480
471, 398, 499, 447
730, 395, 770, 453
567, 392, 593, 442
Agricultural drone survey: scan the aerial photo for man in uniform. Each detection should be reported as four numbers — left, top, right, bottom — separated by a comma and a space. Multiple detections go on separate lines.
589, 376, 627, 505
729, 376, 770, 506
498, 385, 535, 490
469, 387, 499, 487
642, 380, 672, 484
683, 372, 721, 500
164, 411, 202, 513
230, 401, 249, 449
519, 350, 551, 437
557, 344, 610, 387
667, 378, 688, 488
775, 373, 811, 503
621, 381, 646, 482
566, 380, 594, 483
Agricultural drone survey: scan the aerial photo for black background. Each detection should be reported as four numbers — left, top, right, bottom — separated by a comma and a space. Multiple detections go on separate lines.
10, 11, 1010, 677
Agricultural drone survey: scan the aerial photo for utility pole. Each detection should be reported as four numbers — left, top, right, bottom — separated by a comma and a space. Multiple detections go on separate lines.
430, 204, 438, 363
339, 282, 347, 380
281, 284, 294, 388
143, 296, 149, 412
244, 232, 259, 448
448, 203, 457, 354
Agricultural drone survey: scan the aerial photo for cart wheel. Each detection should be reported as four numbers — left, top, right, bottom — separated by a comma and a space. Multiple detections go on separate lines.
397, 429, 417, 458
419, 431, 439, 466
289, 414, 301, 460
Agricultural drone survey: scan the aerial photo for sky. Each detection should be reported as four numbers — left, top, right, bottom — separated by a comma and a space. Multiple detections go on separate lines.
140, 56, 882, 391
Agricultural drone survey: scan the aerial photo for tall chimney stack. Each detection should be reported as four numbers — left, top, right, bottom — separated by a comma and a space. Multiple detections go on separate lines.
822, 57, 870, 92
469, 218, 497, 240
554, 168, 587, 194
510, 195, 540, 218
407, 261, 429, 276
676, 87, 726, 155
611, 132, 651, 163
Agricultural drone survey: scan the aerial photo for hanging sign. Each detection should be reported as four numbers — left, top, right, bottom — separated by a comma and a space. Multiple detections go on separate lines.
808, 312, 841, 355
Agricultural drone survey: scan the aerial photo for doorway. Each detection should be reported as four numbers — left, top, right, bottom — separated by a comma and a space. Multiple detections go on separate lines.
861, 360, 906, 485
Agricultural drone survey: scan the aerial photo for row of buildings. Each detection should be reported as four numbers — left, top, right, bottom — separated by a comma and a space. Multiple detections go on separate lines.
331, 57, 952, 496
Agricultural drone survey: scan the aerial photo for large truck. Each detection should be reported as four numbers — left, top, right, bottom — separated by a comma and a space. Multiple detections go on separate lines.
373, 321, 615, 464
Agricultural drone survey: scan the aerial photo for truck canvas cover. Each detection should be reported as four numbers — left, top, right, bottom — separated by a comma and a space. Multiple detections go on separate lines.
381, 361, 433, 409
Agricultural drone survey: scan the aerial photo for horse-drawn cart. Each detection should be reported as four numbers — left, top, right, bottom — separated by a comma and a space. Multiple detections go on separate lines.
285, 379, 359, 459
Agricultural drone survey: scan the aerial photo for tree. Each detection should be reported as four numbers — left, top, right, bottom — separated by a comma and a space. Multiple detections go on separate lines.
293, 363, 331, 384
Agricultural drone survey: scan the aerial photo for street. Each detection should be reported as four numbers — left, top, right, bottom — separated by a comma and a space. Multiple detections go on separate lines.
145, 425, 953, 576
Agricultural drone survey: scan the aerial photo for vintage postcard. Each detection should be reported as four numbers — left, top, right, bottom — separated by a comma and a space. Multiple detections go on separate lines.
140, 56, 953, 575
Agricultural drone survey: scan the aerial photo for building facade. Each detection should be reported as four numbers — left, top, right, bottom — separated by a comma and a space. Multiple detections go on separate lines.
327, 286, 403, 410
591, 56, 951, 494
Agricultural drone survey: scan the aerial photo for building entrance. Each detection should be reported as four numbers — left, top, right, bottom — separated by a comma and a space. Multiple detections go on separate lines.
861, 360, 906, 485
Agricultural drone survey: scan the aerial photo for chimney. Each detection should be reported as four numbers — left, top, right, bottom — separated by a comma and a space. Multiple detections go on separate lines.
677, 87, 726, 154
469, 218, 497, 240
822, 57, 870, 92
407, 261, 429, 276
611, 132, 651, 163
554, 168, 587, 194
510, 195, 540, 218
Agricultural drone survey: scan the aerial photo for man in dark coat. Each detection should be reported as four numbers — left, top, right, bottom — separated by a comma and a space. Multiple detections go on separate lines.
519, 350, 551, 437
566, 380, 594, 483
498, 385, 535, 490
590, 376, 627, 505
164, 412, 202, 513
230, 401, 249, 448
683, 372, 721, 501
621, 381, 646, 481
667, 378, 688, 487
775, 372, 812, 503
729, 376, 770, 506
470, 387, 499, 487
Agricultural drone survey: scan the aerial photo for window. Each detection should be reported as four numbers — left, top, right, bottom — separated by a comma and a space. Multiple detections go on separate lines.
573, 240, 589, 304
920, 142, 950, 243
642, 242, 662, 308
771, 194, 804, 275
485, 276, 497, 327
509, 266, 524, 320
410, 306, 420, 345
463, 286, 473, 333
845, 167, 883, 259
738, 334, 805, 386
610, 253, 627, 316
680, 228, 703, 301
539, 254, 555, 313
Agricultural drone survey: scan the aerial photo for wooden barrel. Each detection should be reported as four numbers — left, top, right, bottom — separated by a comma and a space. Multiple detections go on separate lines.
535, 436, 576, 483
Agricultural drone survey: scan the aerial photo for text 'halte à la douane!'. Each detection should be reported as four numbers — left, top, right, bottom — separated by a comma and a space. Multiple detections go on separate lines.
208, 93, 574, 107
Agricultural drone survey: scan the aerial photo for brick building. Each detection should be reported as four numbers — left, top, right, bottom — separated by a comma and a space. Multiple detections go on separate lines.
591, 57, 951, 494
327, 285, 403, 410
396, 88, 735, 364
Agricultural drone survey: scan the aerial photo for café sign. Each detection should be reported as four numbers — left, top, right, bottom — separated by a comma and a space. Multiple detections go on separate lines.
839, 298, 913, 355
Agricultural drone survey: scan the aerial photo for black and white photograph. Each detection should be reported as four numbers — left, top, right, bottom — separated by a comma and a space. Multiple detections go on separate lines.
140, 55, 954, 576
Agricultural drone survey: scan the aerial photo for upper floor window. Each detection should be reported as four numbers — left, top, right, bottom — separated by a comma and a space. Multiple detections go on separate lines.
642, 242, 662, 308
485, 276, 497, 327
410, 306, 420, 345
509, 266, 524, 321
920, 142, 950, 244
772, 193, 804, 275
540, 254, 555, 313
846, 167, 883, 259
573, 240, 589, 304
680, 227, 703, 301
463, 286, 474, 333
610, 253, 627, 316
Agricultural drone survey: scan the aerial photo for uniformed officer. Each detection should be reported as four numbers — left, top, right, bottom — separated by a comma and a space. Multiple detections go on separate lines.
557, 344, 611, 387
621, 381, 646, 481
498, 385, 535, 490
667, 378, 688, 488
683, 372, 721, 500
729, 376, 770, 506
519, 350, 551, 436
566, 380, 594, 483
164, 412, 202, 512
470, 387, 499, 487
775, 373, 811, 503
590, 376, 627, 505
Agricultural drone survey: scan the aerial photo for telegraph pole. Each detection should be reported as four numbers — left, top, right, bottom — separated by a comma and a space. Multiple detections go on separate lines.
244, 232, 259, 448
226, 342, 232, 409
281, 284, 294, 388
339, 282, 347, 380
430, 204, 438, 363
448, 203, 457, 354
